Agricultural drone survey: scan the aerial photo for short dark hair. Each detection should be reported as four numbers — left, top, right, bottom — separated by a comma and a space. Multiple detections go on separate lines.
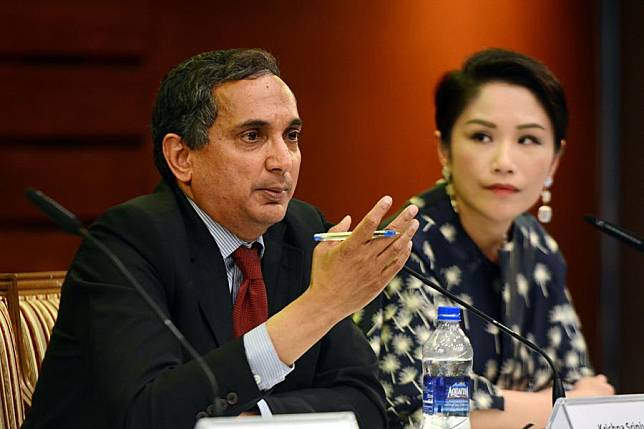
151, 48, 280, 183
434, 48, 568, 152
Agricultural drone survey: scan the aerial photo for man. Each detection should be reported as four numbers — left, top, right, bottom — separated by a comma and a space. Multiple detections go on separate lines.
23, 49, 419, 429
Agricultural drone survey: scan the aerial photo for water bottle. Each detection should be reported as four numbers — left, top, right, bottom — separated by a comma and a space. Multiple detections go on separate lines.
422, 306, 473, 429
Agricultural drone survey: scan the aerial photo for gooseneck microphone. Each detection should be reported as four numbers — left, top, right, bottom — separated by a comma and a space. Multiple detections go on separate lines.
25, 188, 225, 418
584, 215, 643, 252
401, 265, 566, 406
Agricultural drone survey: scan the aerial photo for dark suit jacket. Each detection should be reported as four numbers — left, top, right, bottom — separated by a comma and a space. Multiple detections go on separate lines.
22, 183, 386, 429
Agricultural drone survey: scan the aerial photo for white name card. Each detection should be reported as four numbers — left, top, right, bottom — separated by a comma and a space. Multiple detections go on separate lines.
547, 394, 644, 429
194, 411, 359, 429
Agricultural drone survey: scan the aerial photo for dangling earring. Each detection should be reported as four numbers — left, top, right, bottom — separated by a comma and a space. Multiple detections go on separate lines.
441, 165, 458, 213
538, 177, 553, 223
441, 165, 451, 182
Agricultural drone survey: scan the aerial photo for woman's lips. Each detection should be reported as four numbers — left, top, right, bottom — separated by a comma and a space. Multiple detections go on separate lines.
485, 183, 519, 195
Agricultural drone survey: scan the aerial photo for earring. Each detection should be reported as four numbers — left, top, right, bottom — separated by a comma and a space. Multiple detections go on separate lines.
441, 165, 451, 182
441, 165, 458, 213
538, 177, 553, 223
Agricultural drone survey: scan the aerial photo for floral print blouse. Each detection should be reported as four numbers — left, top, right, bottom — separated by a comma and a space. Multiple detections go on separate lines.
354, 183, 594, 429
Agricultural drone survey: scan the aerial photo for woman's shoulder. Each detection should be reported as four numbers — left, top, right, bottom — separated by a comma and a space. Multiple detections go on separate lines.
408, 183, 454, 226
513, 212, 566, 266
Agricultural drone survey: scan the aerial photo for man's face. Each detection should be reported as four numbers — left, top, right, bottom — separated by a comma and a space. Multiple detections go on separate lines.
188, 74, 302, 241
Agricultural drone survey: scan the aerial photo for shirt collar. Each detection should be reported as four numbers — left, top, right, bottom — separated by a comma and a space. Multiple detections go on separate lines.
186, 197, 265, 259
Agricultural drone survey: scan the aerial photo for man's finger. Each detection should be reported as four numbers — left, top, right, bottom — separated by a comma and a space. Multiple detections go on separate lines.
345, 196, 393, 247
376, 218, 418, 260
385, 204, 419, 232
366, 204, 419, 255
318, 216, 352, 250
381, 240, 413, 281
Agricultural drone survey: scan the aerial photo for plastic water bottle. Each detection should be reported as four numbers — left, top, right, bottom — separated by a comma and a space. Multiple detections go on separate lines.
422, 306, 473, 429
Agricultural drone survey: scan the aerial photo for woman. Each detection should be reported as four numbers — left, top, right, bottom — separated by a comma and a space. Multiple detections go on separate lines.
356, 48, 614, 429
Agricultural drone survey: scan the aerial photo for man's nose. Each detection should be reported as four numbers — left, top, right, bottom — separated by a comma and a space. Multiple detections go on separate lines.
266, 137, 293, 172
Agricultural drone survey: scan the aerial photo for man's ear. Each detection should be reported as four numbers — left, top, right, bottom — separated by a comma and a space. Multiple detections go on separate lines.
162, 133, 193, 184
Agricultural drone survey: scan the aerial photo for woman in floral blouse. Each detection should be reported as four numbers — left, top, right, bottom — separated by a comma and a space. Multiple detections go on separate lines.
356, 48, 614, 429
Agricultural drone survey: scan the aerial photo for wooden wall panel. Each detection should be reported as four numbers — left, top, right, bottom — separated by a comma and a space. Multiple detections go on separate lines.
0, 66, 149, 137
0, 229, 81, 272
1, 144, 149, 223
0, 1, 148, 57
619, 0, 644, 393
0, 0, 155, 273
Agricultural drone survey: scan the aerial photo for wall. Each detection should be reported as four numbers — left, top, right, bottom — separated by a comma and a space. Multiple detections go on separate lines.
0, 1, 604, 373
619, 0, 644, 393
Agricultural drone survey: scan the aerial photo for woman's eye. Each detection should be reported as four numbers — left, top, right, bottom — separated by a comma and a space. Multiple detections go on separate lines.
518, 135, 541, 145
471, 132, 491, 143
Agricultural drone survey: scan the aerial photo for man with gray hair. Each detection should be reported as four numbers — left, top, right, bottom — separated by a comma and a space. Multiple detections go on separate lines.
23, 49, 419, 429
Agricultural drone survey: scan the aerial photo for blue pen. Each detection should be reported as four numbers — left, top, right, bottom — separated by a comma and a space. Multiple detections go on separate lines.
313, 230, 398, 242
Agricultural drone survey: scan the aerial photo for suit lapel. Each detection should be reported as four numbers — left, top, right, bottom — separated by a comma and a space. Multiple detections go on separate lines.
171, 183, 307, 343
262, 222, 305, 316
173, 186, 234, 346
194, 245, 234, 346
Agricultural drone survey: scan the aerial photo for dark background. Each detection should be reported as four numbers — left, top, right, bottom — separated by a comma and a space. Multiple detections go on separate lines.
1, 0, 641, 392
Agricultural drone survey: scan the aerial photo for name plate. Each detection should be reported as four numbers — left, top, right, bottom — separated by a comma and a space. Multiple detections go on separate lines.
194, 412, 359, 429
547, 394, 644, 429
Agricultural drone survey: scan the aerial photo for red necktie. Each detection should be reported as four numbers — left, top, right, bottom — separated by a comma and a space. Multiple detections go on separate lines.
232, 245, 268, 337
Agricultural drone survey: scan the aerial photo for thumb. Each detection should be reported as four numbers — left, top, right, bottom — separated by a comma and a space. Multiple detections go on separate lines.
315, 216, 352, 250
327, 215, 352, 233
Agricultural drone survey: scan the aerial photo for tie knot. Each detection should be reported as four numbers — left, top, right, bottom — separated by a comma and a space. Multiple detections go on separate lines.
233, 245, 263, 280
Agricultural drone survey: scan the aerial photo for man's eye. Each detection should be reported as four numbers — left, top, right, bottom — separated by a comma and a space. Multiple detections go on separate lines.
286, 130, 300, 142
242, 131, 260, 142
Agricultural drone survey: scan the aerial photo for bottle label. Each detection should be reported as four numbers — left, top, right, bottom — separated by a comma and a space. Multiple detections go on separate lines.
423, 375, 471, 416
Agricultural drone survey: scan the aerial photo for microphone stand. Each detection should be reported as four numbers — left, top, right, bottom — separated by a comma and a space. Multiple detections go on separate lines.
401, 265, 566, 406
25, 188, 225, 417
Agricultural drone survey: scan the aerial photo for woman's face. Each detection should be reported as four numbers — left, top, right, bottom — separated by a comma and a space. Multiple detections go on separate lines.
441, 81, 561, 226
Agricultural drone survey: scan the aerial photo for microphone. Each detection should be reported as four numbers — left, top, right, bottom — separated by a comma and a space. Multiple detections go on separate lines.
584, 214, 643, 252
401, 265, 566, 406
25, 188, 225, 418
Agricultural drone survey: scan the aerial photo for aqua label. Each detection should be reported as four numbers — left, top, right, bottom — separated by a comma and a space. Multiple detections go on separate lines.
423, 375, 471, 416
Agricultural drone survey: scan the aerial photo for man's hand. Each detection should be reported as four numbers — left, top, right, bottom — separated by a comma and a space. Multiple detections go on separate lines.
267, 196, 418, 365
308, 196, 419, 322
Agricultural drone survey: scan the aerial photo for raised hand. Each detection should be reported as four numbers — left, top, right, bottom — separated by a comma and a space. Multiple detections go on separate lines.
309, 196, 419, 320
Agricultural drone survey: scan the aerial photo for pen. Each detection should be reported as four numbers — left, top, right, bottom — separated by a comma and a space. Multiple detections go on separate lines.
313, 230, 398, 242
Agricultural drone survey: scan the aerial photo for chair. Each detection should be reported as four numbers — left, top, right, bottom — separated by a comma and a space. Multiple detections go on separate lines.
0, 272, 65, 428
0, 281, 24, 429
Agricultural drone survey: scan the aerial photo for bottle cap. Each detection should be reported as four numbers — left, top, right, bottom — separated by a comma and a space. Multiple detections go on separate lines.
437, 306, 461, 321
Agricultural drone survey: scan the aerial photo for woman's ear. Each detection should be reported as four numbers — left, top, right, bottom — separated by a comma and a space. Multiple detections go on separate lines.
548, 139, 566, 178
162, 133, 193, 184
435, 130, 449, 167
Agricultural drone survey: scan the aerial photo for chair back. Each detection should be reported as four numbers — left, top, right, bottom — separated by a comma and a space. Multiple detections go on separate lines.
0, 291, 24, 429
0, 272, 65, 429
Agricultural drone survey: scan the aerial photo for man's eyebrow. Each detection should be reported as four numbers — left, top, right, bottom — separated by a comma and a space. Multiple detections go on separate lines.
290, 118, 303, 128
235, 119, 269, 130
234, 118, 303, 130
464, 119, 496, 128
517, 123, 546, 130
